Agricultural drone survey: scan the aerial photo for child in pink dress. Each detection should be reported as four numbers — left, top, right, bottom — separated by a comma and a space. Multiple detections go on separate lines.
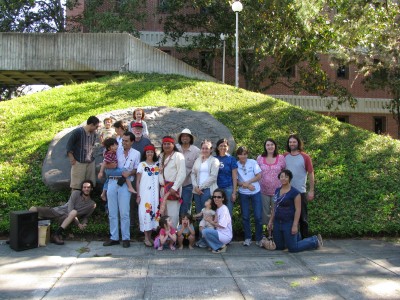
156, 215, 177, 251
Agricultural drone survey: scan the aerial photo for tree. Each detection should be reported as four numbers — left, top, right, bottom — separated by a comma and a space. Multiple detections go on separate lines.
160, 0, 355, 106
0, 0, 79, 100
330, 0, 400, 137
69, 0, 147, 36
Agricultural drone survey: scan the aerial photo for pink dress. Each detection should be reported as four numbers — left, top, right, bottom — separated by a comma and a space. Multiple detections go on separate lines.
256, 154, 286, 196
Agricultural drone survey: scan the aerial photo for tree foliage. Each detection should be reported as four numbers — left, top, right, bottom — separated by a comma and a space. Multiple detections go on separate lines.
329, 0, 400, 137
160, 0, 355, 106
0, 0, 79, 100
70, 0, 147, 36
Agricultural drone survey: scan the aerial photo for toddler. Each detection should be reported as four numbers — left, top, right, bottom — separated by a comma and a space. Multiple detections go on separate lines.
99, 117, 116, 144
193, 198, 216, 233
177, 213, 195, 250
98, 138, 136, 201
156, 215, 177, 251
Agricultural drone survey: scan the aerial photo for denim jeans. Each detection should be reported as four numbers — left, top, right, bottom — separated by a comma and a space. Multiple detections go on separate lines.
103, 167, 123, 191
273, 220, 318, 252
193, 188, 211, 214
221, 186, 234, 217
179, 184, 193, 216
239, 191, 263, 242
202, 228, 224, 251
107, 179, 131, 241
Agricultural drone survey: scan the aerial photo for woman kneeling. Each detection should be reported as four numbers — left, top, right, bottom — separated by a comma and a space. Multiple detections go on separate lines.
268, 169, 323, 252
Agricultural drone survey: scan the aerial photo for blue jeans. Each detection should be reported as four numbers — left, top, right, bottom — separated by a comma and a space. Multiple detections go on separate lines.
103, 167, 123, 191
202, 228, 224, 251
180, 184, 193, 216
107, 179, 131, 241
239, 191, 263, 242
221, 186, 234, 217
193, 188, 211, 214
273, 220, 318, 252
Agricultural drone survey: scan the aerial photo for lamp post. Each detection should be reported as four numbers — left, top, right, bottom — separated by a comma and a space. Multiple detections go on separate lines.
220, 33, 227, 83
231, 0, 243, 88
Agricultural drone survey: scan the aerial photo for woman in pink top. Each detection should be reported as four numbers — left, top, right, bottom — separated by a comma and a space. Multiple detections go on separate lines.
256, 138, 286, 231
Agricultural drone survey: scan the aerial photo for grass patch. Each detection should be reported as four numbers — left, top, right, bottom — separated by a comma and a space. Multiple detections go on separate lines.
1, 73, 400, 237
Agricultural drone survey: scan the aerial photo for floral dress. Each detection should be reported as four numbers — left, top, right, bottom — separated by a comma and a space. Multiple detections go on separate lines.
137, 161, 160, 231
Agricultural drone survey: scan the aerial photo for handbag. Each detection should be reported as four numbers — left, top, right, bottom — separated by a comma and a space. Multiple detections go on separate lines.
262, 229, 276, 250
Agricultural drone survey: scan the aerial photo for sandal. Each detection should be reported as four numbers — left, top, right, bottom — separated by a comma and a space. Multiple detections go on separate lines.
157, 246, 163, 251
144, 240, 153, 247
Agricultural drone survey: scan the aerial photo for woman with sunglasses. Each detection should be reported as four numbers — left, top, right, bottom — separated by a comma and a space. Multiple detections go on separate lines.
201, 189, 232, 253
268, 169, 323, 252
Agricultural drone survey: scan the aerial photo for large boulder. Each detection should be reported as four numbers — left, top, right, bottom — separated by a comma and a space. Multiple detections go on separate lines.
42, 106, 235, 191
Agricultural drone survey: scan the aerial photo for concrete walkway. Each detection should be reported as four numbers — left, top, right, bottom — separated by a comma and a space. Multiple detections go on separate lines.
0, 239, 399, 299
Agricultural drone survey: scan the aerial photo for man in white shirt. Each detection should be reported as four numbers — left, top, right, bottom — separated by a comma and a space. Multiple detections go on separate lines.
103, 132, 140, 248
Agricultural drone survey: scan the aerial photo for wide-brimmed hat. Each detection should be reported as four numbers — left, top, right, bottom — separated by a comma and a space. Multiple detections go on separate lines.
178, 128, 194, 141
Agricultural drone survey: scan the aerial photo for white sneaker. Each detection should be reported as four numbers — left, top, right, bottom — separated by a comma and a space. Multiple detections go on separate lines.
243, 239, 251, 246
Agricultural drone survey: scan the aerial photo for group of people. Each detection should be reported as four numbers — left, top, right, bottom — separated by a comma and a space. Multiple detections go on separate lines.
30, 109, 323, 253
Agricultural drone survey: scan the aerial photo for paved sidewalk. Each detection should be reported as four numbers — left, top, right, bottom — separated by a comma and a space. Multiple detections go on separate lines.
0, 239, 399, 299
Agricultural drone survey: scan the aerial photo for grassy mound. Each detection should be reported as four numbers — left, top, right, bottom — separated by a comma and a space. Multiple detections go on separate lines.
1, 73, 399, 237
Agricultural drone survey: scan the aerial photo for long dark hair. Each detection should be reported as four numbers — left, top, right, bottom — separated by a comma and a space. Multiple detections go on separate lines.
215, 138, 229, 156
211, 188, 227, 210
286, 134, 304, 152
261, 138, 278, 157
140, 144, 158, 162
160, 136, 180, 153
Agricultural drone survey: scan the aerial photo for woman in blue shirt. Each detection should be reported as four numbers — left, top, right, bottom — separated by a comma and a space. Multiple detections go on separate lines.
215, 138, 238, 217
268, 169, 323, 252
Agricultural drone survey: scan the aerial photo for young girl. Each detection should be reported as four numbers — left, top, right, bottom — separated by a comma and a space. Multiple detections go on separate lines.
98, 138, 136, 201
129, 108, 149, 138
193, 198, 216, 233
177, 213, 195, 250
156, 215, 177, 251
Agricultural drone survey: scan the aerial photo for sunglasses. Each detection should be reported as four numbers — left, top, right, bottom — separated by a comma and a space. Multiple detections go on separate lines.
212, 196, 223, 199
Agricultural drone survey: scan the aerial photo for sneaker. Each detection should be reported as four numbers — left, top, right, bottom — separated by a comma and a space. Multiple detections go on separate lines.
51, 234, 64, 245
212, 245, 227, 253
243, 239, 251, 246
255, 240, 263, 247
103, 239, 120, 247
195, 241, 207, 248
122, 240, 130, 248
317, 234, 323, 249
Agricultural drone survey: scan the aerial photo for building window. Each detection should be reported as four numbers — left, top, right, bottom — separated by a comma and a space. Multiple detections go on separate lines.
199, 51, 213, 75
374, 116, 386, 134
336, 115, 349, 123
285, 66, 296, 78
337, 65, 349, 79
158, 0, 169, 13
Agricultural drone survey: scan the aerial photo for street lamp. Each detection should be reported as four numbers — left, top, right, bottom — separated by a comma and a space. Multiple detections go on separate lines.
220, 33, 227, 83
231, 0, 243, 88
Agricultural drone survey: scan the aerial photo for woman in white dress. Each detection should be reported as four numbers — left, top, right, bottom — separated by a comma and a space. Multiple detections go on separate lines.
136, 144, 160, 247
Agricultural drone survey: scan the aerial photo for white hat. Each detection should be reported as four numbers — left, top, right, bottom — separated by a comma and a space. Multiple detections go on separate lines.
178, 128, 194, 142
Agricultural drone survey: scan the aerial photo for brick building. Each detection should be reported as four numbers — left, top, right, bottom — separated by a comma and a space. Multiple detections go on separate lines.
68, 0, 398, 138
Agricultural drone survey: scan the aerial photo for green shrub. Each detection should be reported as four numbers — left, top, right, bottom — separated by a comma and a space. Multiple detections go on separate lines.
1, 73, 399, 238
